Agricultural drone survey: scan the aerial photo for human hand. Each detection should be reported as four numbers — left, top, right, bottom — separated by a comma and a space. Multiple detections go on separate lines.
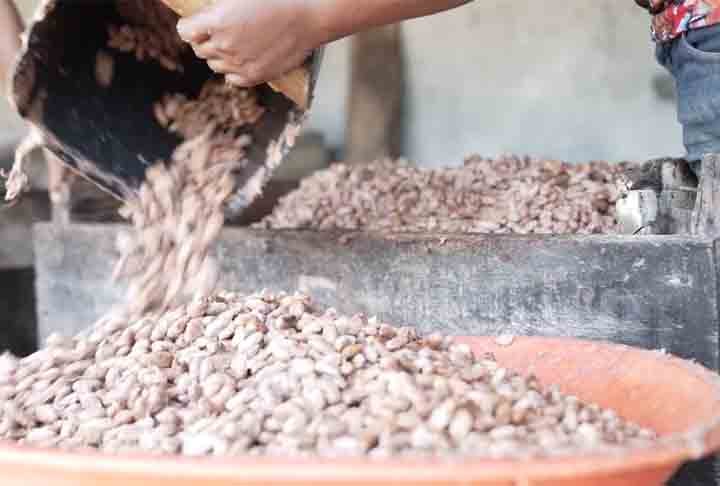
176, 0, 327, 87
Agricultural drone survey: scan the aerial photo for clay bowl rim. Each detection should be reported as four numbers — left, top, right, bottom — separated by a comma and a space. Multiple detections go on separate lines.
0, 336, 718, 483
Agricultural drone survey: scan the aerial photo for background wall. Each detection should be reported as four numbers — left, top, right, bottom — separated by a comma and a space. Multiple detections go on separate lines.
2, 0, 684, 165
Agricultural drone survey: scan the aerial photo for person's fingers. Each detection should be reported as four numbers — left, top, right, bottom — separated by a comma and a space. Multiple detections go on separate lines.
177, 21, 211, 44
225, 51, 306, 88
207, 58, 244, 75
190, 42, 219, 60
200, 38, 246, 59
225, 73, 258, 88
177, 5, 221, 43
185, 29, 211, 44
224, 61, 264, 86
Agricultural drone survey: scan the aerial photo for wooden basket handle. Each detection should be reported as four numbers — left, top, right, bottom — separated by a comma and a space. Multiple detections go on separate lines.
160, 0, 310, 109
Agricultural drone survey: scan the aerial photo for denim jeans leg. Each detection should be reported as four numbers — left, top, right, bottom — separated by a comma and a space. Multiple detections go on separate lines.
659, 24, 720, 176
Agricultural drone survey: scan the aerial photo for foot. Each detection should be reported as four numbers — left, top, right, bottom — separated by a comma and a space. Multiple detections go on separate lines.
616, 158, 698, 235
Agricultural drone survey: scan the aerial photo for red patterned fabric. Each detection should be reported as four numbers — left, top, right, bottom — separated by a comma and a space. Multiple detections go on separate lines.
637, 0, 720, 41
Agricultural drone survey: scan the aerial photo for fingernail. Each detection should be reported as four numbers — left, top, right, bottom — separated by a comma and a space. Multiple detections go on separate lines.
176, 19, 192, 39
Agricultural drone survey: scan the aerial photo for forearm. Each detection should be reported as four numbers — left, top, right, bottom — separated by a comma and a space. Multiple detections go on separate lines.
0, 0, 23, 90
313, 0, 472, 44
177, 0, 472, 88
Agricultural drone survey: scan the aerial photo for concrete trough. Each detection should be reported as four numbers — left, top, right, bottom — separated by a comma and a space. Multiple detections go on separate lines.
33, 223, 719, 369
30, 222, 720, 485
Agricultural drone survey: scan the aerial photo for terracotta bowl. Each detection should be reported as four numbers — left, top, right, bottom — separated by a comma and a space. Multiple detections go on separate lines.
1, 337, 719, 486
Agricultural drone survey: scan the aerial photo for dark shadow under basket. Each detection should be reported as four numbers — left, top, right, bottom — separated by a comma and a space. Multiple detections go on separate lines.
10, 0, 323, 214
